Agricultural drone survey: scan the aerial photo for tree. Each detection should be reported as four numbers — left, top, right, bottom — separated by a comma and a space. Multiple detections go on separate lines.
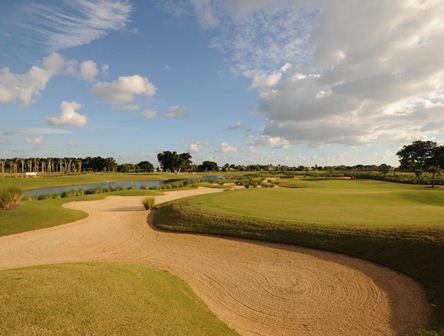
117, 163, 135, 173
157, 151, 192, 174
197, 161, 218, 172
378, 164, 391, 175
397, 141, 437, 171
136, 161, 154, 172
428, 165, 441, 188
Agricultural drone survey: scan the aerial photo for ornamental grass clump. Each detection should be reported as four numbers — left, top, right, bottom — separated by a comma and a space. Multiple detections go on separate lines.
142, 197, 155, 210
0, 187, 22, 210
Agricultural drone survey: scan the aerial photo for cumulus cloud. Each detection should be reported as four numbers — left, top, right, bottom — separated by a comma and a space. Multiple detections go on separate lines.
25, 136, 44, 145
248, 135, 290, 148
141, 110, 157, 119
79, 60, 99, 81
19, 0, 132, 50
189, 141, 206, 153
47, 101, 88, 127
218, 142, 237, 153
253, 1, 444, 146
0, 52, 100, 106
188, 0, 444, 146
91, 75, 156, 104
165, 105, 187, 119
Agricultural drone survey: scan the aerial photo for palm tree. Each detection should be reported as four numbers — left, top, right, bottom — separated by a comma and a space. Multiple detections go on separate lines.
428, 165, 441, 188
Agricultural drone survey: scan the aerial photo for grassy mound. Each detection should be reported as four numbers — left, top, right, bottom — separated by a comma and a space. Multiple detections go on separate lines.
0, 263, 236, 336
152, 179, 444, 334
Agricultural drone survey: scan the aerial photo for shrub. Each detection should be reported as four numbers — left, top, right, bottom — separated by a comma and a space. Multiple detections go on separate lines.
127, 185, 137, 190
0, 187, 22, 209
142, 197, 155, 210
85, 188, 96, 195
37, 194, 49, 200
140, 184, 148, 190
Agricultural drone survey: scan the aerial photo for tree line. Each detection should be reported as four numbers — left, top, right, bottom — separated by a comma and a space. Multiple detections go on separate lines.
1, 141, 443, 176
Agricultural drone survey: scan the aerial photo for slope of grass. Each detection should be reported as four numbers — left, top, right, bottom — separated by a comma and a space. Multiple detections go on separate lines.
152, 179, 444, 334
0, 263, 237, 336
0, 190, 162, 237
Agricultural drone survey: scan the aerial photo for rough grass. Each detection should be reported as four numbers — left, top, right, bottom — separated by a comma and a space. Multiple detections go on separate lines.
0, 190, 162, 237
152, 179, 444, 334
0, 263, 237, 336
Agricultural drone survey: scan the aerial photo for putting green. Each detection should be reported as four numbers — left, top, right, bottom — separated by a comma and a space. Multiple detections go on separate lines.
0, 263, 237, 336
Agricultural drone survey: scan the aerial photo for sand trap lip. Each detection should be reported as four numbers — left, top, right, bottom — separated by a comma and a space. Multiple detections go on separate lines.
0, 187, 430, 336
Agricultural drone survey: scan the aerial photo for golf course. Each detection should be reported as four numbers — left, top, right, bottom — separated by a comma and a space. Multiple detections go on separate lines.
0, 178, 441, 335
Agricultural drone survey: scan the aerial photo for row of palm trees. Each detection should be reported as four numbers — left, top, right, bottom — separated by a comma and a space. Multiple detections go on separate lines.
0, 157, 83, 174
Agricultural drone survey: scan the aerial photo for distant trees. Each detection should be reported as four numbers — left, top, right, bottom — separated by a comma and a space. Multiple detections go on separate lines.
157, 151, 192, 174
136, 161, 154, 172
117, 163, 135, 173
197, 161, 218, 172
378, 164, 391, 175
0, 156, 117, 174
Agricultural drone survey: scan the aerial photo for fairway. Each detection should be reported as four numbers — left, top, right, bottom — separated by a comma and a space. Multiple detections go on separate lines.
0, 263, 236, 336
178, 180, 444, 228
153, 179, 444, 333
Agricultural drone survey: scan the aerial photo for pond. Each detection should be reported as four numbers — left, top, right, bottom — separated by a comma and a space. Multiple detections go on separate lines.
23, 176, 223, 197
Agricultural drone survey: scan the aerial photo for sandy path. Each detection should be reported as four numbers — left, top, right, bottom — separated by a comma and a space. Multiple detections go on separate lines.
0, 188, 429, 336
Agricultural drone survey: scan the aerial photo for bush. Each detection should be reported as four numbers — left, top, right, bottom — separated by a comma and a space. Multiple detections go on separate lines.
142, 197, 155, 210
0, 187, 22, 209
37, 194, 49, 200
85, 188, 96, 195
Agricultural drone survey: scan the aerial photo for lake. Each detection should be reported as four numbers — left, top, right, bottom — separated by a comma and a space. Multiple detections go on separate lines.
24, 176, 222, 197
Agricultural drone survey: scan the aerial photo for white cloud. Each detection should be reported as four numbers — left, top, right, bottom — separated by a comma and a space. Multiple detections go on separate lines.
19, 0, 132, 50
194, 0, 444, 146
247, 135, 290, 148
0, 52, 100, 106
191, 0, 219, 28
91, 75, 156, 104
47, 101, 88, 127
101, 64, 110, 74
227, 121, 243, 130
165, 105, 187, 119
25, 136, 44, 145
219, 142, 237, 152
189, 142, 205, 153
141, 110, 157, 119
79, 60, 99, 82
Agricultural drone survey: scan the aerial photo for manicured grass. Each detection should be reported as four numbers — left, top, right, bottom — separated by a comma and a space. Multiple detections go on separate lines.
0, 263, 237, 336
153, 179, 444, 334
0, 190, 162, 237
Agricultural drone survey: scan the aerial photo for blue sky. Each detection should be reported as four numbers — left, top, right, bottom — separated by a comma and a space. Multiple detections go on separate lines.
1, 0, 444, 166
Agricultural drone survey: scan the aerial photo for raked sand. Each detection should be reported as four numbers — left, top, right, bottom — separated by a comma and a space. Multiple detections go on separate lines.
0, 187, 430, 335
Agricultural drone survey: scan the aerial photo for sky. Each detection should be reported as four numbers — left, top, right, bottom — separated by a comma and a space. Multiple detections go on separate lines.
1, 0, 444, 166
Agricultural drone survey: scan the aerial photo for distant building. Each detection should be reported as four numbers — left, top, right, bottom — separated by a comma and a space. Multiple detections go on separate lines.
25, 172, 38, 177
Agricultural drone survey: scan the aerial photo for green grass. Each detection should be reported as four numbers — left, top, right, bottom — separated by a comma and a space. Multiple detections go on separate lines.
0, 263, 237, 336
0, 190, 162, 237
153, 179, 444, 334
